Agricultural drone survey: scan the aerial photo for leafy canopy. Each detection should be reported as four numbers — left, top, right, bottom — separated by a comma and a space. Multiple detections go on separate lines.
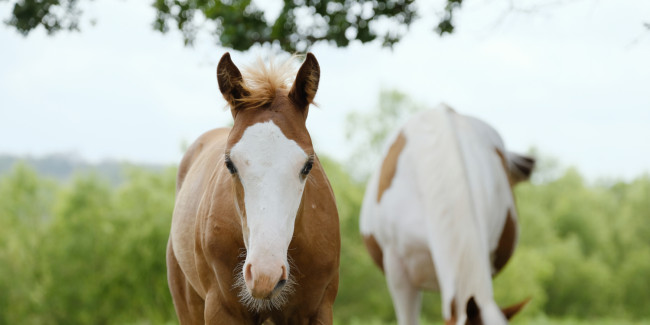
5, 0, 465, 51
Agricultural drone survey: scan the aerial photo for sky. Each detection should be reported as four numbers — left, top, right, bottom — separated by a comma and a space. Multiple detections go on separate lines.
0, 0, 649, 180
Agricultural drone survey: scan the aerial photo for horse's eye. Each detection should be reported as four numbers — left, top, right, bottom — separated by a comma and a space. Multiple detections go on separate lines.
300, 161, 313, 176
225, 158, 237, 174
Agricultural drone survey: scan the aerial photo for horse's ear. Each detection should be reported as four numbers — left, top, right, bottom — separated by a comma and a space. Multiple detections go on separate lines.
217, 52, 248, 114
501, 297, 531, 320
507, 152, 535, 184
289, 52, 320, 111
466, 296, 482, 325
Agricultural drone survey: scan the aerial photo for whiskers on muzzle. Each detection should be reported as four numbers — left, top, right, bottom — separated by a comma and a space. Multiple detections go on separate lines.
232, 259, 297, 312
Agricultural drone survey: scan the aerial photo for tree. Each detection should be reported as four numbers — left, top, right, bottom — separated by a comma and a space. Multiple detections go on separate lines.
5, 0, 463, 51
5, 1, 650, 51
345, 89, 423, 179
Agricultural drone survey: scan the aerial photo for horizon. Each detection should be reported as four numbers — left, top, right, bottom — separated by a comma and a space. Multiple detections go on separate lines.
1, 0, 649, 181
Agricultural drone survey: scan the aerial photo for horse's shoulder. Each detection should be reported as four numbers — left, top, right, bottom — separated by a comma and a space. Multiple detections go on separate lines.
177, 128, 231, 193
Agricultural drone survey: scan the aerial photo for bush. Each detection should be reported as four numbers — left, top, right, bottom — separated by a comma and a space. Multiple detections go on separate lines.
1, 161, 649, 323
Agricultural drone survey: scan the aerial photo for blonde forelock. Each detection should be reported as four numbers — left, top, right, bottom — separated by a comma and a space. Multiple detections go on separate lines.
236, 55, 300, 110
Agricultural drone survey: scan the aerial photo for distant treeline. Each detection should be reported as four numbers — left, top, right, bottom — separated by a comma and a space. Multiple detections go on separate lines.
0, 153, 163, 185
0, 156, 649, 324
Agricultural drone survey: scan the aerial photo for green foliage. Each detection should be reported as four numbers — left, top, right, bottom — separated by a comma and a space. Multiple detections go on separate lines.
345, 89, 424, 178
6, 0, 81, 36
494, 170, 650, 320
320, 155, 396, 321
4, 0, 471, 51
0, 164, 177, 324
152, 0, 419, 50
436, 0, 463, 35
1, 156, 650, 323
5, 1, 649, 51
0, 163, 58, 324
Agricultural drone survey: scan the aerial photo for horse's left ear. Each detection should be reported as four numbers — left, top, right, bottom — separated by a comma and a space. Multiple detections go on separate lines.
289, 53, 320, 111
217, 52, 249, 116
501, 297, 531, 320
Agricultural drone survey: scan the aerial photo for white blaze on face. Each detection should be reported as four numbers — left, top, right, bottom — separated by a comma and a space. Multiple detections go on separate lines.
229, 120, 308, 303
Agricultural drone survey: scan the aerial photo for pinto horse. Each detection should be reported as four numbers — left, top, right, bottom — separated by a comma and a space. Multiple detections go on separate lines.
360, 106, 535, 325
167, 53, 340, 324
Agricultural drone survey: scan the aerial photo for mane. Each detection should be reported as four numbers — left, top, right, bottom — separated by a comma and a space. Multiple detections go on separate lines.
237, 55, 299, 110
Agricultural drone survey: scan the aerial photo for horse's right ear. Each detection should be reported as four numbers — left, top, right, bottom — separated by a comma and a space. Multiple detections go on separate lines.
217, 52, 248, 114
289, 52, 320, 110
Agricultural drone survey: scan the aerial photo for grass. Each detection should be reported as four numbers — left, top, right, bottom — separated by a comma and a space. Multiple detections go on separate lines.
335, 316, 650, 325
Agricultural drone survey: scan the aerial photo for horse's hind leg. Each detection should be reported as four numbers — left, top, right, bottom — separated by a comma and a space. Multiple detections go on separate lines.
167, 240, 205, 325
384, 248, 422, 325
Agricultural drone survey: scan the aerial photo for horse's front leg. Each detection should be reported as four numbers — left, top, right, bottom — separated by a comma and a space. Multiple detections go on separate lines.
308, 274, 339, 325
308, 304, 333, 325
204, 288, 252, 325
167, 240, 205, 325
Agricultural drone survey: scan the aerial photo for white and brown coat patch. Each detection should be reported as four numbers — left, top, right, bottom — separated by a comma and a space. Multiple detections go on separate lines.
360, 106, 534, 325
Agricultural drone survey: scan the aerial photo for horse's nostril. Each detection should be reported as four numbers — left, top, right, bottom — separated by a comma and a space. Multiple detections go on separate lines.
280, 265, 287, 280
274, 279, 287, 291
244, 263, 253, 283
